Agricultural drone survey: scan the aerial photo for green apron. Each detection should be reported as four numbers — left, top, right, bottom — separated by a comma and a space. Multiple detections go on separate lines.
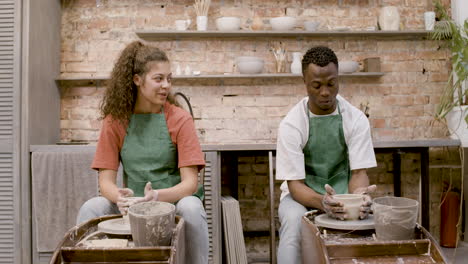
120, 111, 203, 200
303, 104, 350, 195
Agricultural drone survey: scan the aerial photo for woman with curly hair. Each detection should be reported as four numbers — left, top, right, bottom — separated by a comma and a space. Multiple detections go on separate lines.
76, 41, 208, 263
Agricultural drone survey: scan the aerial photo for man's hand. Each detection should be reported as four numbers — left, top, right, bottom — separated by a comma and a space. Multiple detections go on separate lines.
116, 188, 134, 215
352, 185, 377, 219
322, 184, 345, 220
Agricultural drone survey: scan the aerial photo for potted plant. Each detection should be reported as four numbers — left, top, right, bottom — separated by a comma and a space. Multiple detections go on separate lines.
431, 1, 468, 145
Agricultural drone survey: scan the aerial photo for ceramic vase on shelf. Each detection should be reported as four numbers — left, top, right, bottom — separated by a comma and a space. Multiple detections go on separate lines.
424, 11, 436, 30
196, 16, 208, 31
379, 6, 400, 31
290, 52, 302, 74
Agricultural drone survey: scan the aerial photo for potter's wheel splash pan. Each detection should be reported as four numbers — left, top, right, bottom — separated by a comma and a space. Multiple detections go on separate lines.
97, 217, 132, 235
314, 213, 375, 230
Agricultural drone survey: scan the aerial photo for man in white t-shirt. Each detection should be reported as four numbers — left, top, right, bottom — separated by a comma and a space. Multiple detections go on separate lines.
275, 46, 377, 263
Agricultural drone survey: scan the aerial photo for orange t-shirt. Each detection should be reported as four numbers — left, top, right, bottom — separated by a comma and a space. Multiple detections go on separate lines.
92, 102, 205, 171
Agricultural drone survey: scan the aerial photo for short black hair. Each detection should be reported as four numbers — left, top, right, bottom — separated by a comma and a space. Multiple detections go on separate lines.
302, 46, 338, 74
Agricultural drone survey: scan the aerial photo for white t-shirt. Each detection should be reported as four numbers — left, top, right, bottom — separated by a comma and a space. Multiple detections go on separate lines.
276, 95, 377, 200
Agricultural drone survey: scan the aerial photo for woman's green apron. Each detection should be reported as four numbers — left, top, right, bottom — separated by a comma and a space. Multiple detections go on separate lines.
303, 103, 350, 195
120, 111, 203, 200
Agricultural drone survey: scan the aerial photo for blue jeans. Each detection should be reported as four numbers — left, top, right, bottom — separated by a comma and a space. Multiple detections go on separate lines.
77, 196, 209, 264
278, 194, 308, 264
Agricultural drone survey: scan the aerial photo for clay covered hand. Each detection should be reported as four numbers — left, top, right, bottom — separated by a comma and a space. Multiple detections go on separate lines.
322, 184, 345, 220
116, 188, 134, 215
352, 184, 377, 220
141, 181, 159, 202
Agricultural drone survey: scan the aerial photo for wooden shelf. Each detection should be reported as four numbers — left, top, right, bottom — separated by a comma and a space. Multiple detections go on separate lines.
136, 30, 432, 40
56, 72, 384, 86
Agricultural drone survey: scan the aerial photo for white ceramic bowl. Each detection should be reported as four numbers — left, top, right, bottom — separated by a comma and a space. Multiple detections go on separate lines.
270, 16, 297, 31
304, 21, 320, 31
216, 16, 241, 31
236, 56, 262, 63
333, 194, 364, 220
237, 58, 264, 74
338, 60, 359, 73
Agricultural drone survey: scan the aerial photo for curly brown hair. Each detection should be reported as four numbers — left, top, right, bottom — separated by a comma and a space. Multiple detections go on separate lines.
100, 41, 179, 122
302, 46, 338, 74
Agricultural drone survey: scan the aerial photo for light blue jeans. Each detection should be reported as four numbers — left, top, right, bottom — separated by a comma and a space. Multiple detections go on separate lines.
278, 194, 308, 264
77, 195, 209, 264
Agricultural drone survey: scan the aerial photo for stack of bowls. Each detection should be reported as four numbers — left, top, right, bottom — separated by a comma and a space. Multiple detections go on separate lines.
216, 17, 241, 31
236, 56, 264, 74
270, 16, 297, 31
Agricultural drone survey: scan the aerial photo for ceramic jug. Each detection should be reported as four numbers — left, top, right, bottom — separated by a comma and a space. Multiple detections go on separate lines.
175, 19, 191, 31
379, 6, 400, 31
290, 52, 302, 74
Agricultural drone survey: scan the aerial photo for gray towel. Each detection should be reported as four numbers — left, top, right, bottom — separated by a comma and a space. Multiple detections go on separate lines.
32, 151, 98, 252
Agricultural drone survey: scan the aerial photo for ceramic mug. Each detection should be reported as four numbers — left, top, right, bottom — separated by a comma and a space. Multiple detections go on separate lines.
424, 11, 435, 31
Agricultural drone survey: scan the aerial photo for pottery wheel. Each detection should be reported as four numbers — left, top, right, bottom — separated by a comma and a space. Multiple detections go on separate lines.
98, 218, 131, 235
314, 213, 375, 230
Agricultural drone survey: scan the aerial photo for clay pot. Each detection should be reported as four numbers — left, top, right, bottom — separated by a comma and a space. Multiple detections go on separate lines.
333, 194, 364, 220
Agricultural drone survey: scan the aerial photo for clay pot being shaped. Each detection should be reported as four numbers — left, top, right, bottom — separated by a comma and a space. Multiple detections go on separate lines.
379, 6, 400, 31
333, 194, 364, 220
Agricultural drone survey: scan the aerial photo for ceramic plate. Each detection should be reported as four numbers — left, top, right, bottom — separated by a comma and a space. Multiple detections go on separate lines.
314, 213, 375, 230
98, 218, 132, 235
334, 26, 350, 31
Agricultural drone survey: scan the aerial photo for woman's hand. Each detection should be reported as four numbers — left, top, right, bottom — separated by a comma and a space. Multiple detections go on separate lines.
141, 181, 159, 202
116, 183, 160, 215
116, 188, 134, 215
352, 184, 377, 219
322, 184, 345, 220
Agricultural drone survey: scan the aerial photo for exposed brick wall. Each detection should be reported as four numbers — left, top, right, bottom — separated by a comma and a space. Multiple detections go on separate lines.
59, 0, 462, 256
60, 0, 452, 143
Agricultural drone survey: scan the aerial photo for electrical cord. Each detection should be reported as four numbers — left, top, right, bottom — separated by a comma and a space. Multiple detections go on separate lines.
174, 92, 194, 118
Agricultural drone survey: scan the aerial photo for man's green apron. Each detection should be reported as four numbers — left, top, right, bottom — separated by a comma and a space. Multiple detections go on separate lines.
303, 104, 350, 195
120, 112, 203, 200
